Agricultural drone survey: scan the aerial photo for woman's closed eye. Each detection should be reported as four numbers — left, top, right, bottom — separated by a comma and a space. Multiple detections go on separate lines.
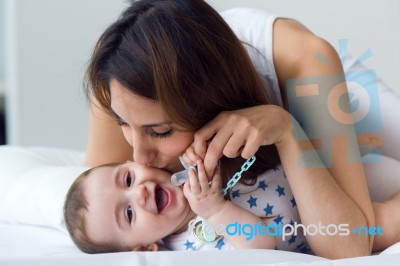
148, 127, 173, 139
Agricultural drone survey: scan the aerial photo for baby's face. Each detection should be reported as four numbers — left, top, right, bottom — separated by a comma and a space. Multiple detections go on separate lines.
84, 161, 194, 251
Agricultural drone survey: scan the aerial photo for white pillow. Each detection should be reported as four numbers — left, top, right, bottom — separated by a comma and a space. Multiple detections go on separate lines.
0, 146, 88, 231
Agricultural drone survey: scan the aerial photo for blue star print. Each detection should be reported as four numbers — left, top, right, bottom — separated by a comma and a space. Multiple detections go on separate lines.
215, 237, 225, 250
288, 235, 296, 245
263, 203, 274, 216
231, 189, 240, 199
247, 196, 257, 208
297, 242, 311, 254
184, 240, 196, 250
290, 197, 296, 207
258, 180, 268, 191
275, 185, 285, 197
273, 214, 283, 224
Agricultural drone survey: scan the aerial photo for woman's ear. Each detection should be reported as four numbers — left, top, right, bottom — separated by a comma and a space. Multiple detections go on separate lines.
132, 243, 158, 252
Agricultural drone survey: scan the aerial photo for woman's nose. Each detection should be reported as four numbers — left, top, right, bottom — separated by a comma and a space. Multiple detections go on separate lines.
131, 135, 156, 165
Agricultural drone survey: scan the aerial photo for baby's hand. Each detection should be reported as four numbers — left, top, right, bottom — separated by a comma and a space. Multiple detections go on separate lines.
181, 145, 215, 181
183, 161, 225, 219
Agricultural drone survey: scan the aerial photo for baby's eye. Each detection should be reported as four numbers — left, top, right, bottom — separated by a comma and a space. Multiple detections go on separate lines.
127, 205, 133, 223
125, 172, 132, 187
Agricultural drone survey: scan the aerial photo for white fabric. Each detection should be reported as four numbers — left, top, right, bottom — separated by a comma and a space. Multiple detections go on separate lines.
230, 166, 309, 252
222, 8, 283, 107
0, 146, 88, 231
1, 223, 400, 266
363, 154, 400, 202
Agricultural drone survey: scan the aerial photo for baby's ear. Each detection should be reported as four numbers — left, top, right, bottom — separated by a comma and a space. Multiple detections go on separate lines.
132, 243, 158, 252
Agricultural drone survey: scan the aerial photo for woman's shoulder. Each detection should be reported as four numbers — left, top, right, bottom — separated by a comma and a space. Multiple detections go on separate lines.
273, 18, 341, 86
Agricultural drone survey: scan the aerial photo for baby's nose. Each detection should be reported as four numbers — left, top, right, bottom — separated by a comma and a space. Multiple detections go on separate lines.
134, 184, 147, 206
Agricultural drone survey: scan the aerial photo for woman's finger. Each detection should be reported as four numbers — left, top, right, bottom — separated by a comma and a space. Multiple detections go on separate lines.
223, 129, 247, 158
192, 115, 224, 160
203, 128, 232, 178
241, 132, 261, 159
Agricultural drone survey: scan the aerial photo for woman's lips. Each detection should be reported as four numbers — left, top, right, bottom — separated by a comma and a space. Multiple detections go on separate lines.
155, 185, 173, 213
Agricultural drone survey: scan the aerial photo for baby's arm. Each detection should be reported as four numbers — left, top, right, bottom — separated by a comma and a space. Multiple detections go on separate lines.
183, 162, 276, 249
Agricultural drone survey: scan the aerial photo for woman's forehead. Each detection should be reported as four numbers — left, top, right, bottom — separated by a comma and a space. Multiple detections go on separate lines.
110, 80, 168, 121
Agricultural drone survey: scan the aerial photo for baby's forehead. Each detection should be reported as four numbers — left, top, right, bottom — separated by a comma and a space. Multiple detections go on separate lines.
89, 164, 121, 178
85, 165, 120, 192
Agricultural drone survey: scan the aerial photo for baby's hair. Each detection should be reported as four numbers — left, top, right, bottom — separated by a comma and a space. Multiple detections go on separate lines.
63, 163, 123, 253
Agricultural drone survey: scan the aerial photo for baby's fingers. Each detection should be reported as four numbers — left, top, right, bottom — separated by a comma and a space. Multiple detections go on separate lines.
196, 162, 210, 191
211, 167, 222, 191
188, 167, 201, 195
182, 147, 202, 167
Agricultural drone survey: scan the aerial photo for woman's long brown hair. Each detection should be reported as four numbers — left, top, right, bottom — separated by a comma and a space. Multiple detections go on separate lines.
86, 0, 280, 187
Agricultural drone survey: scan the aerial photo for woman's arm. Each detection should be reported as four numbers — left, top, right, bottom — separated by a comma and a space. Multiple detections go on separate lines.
183, 162, 276, 249
184, 19, 375, 258
186, 104, 373, 257
273, 18, 375, 258
84, 101, 132, 167
276, 112, 372, 258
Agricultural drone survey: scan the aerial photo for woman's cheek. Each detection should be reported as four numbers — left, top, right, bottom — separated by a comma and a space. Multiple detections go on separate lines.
165, 132, 194, 156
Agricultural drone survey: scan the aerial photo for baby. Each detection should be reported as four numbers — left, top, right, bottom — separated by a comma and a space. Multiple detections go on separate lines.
64, 160, 310, 253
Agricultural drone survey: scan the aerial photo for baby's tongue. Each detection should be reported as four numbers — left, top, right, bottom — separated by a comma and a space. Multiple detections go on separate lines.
155, 186, 168, 212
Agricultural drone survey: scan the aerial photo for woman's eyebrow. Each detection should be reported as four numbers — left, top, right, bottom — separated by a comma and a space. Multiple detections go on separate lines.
109, 107, 172, 128
142, 122, 172, 128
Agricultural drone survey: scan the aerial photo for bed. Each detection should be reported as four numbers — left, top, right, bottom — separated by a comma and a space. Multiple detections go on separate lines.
0, 145, 399, 266
2, 0, 400, 264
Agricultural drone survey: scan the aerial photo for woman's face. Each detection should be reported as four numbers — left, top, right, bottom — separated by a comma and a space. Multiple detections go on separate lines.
110, 79, 194, 173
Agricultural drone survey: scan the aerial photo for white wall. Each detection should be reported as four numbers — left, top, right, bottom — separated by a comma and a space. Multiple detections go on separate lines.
4, 0, 400, 150
4, 0, 128, 150
0, 0, 5, 94
206, 0, 400, 95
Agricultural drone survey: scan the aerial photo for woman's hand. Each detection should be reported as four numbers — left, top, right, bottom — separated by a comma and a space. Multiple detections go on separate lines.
183, 162, 225, 219
182, 105, 291, 177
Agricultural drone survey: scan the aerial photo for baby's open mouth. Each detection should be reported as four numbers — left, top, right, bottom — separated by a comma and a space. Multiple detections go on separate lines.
155, 185, 169, 213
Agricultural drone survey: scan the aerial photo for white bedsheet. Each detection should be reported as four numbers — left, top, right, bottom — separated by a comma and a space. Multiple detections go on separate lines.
0, 146, 399, 265
1, 222, 400, 266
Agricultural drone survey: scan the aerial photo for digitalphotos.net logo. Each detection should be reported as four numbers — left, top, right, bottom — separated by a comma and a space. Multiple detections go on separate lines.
286, 39, 382, 167
189, 221, 383, 241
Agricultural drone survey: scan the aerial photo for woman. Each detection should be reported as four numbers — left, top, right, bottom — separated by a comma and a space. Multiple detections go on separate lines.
84, 0, 400, 258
